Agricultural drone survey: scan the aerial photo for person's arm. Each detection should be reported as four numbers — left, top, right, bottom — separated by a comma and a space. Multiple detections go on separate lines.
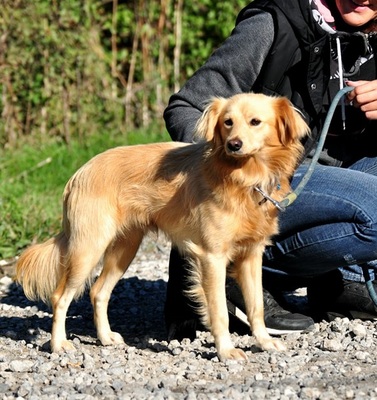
163, 10, 275, 142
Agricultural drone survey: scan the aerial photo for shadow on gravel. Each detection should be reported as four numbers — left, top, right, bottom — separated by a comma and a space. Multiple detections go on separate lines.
0, 276, 168, 349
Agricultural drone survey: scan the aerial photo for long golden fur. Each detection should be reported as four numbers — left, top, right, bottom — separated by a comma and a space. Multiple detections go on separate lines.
15, 93, 309, 361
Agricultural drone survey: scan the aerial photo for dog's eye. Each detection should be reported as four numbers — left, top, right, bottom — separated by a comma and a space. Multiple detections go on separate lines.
250, 118, 261, 126
224, 118, 233, 127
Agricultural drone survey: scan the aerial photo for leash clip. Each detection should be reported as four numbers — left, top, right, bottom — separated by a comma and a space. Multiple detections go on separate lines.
254, 186, 286, 212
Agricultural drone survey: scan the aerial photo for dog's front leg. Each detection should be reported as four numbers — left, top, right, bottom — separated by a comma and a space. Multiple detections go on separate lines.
201, 254, 248, 361
236, 246, 286, 352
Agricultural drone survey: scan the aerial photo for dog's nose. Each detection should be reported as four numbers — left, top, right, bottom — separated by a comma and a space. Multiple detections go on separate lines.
227, 139, 243, 152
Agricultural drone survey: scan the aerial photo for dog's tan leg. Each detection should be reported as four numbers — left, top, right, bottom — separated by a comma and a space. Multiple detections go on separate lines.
51, 277, 77, 352
236, 246, 286, 352
201, 254, 247, 361
90, 233, 143, 346
51, 248, 109, 352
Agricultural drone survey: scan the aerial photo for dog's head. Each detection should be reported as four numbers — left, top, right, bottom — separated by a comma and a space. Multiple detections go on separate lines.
194, 93, 310, 158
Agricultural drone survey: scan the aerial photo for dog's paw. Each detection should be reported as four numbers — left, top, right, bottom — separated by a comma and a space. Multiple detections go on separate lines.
51, 339, 76, 353
99, 331, 124, 346
218, 347, 248, 361
258, 337, 286, 352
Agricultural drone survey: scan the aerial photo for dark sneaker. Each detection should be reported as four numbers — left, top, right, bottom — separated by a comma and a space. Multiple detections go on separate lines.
226, 279, 315, 335
165, 248, 314, 341
165, 248, 204, 341
165, 284, 315, 340
307, 270, 377, 320
166, 319, 202, 342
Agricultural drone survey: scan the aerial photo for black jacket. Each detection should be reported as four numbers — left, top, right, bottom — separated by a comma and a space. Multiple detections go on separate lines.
238, 0, 329, 131
164, 0, 377, 164
236, 0, 334, 157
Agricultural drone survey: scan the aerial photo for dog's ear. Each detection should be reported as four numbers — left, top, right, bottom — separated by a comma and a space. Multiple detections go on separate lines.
194, 97, 227, 141
275, 97, 310, 146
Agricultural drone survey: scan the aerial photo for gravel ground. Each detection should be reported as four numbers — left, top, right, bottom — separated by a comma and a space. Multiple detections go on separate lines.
1, 235, 377, 399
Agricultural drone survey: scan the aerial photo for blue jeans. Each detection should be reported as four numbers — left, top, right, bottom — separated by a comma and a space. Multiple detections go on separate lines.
263, 156, 377, 283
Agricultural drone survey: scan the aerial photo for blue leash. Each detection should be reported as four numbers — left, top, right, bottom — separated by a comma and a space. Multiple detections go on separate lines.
278, 86, 354, 210
362, 266, 377, 307
278, 86, 377, 308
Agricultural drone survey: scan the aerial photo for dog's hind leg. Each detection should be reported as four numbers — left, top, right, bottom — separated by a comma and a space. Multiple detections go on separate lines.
51, 248, 107, 353
90, 231, 144, 346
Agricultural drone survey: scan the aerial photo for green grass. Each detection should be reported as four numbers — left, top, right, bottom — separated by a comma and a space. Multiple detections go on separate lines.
0, 127, 170, 259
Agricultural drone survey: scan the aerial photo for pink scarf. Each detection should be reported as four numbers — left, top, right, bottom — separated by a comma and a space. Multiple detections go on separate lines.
313, 0, 335, 24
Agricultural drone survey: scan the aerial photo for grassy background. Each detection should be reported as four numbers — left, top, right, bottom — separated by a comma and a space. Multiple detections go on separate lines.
0, 128, 170, 259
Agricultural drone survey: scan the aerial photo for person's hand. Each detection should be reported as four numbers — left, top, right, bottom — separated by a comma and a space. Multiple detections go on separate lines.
346, 80, 377, 120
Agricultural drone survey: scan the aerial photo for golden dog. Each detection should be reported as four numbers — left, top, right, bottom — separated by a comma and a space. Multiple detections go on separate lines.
16, 93, 309, 361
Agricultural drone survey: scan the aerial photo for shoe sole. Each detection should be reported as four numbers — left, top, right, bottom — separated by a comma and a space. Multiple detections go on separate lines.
323, 310, 377, 321
227, 300, 311, 336
349, 310, 377, 320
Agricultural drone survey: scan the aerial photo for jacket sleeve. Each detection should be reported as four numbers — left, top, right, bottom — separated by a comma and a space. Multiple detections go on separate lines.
163, 9, 275, 143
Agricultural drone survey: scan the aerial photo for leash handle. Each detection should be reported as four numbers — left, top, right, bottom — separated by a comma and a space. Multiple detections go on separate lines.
278, 86, 354, 210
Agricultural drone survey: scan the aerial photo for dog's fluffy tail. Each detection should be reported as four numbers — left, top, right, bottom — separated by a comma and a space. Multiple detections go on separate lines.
15, 232, 67, 304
